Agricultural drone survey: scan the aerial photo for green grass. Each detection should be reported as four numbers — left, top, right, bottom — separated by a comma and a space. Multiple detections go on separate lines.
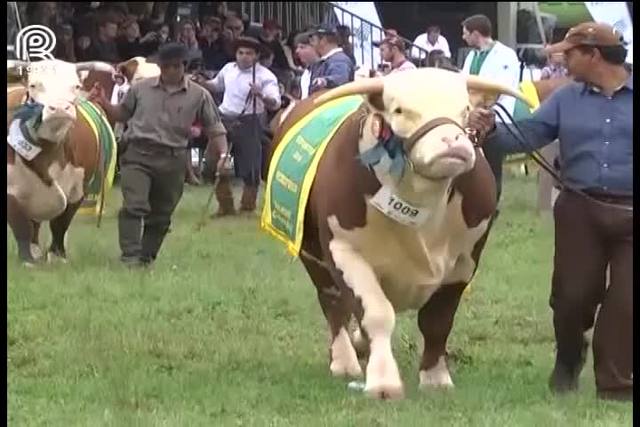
8, 175, 632, 426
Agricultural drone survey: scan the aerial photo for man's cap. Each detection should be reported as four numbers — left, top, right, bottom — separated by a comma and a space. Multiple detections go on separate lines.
154, 43, 190, 63
311, 24, 337, 36
233, 36, 263, 53
545, 22, 626, 54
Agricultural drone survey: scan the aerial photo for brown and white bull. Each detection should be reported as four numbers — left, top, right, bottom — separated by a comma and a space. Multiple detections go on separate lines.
7, 59, 115, 266
266, 68, 533, 399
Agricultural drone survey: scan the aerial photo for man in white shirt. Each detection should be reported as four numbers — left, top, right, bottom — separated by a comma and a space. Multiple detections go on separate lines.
460, 14, 520, 204
293, 31, 319, 99
411, 25, 452, 62
199, 36, 281, 216
378, 37, 416, 74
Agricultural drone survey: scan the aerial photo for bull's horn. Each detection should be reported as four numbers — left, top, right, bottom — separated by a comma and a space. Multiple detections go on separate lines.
75, 61, 116, 73
466, 75, 534, 108
313, 77, 384, 106
7, 60, 29, 71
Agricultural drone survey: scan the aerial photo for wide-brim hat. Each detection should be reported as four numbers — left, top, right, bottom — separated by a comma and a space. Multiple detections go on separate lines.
233, 36, 263, 53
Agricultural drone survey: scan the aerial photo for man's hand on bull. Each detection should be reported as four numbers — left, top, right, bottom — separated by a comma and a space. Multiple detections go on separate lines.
467, 107, 497, 143
88, 82, 108, 107
311, 77, 328, 89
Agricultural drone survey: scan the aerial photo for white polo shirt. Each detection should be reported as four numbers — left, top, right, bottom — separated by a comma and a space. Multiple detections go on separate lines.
411, 34, 452, 59
208, 62, 281, 116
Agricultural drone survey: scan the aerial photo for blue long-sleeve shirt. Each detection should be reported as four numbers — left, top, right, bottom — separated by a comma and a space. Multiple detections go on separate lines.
309, 48, 355, 94
488, 73, 633, 196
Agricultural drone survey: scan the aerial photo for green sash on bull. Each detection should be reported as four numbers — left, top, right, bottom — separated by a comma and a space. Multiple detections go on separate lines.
262, 95, 364, 256
76, 98, 117, 217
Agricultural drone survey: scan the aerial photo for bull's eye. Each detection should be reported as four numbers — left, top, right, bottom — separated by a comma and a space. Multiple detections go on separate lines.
393, 107, 402, 114
74, 84, 82, 91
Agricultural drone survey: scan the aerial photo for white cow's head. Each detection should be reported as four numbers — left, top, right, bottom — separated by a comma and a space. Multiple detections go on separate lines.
7, 59, 115, 141
314, 68, 532, 184
116, 57, 161, 85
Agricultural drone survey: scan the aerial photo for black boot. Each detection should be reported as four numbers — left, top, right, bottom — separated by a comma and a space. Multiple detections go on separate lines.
141, 220, 171, 265
118, 209, 144, 266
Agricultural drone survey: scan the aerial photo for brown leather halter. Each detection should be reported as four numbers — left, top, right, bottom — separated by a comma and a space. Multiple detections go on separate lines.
402, 117, 478, 155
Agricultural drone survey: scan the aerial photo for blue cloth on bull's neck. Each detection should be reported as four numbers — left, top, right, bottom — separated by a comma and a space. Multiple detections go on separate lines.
14, 101, 44, 126
357, 133, 407, 178
12, 101, 44, 144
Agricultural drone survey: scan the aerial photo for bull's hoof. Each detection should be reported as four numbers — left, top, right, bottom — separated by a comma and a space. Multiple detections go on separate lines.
46, 250, 68, 264
364, 352, 404, 400
418, 357, 455, 390
365, 382, 405, 401
330, 359, 363, 379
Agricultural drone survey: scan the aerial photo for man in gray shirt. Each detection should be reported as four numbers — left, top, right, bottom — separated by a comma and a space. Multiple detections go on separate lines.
469, 22, 632, 401
90, 43, 227, 267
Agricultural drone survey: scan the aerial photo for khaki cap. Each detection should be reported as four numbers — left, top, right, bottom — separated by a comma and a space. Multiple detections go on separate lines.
545, 22, 626, 54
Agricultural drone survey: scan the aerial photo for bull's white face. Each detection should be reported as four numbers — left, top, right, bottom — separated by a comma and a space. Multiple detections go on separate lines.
27, 60, 82, 124
371, 69, 476, 181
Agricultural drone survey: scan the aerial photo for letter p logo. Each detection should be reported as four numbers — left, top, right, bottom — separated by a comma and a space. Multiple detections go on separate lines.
16, 25, 57, 61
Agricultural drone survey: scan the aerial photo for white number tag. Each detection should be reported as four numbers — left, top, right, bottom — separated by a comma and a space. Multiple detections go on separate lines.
7, 120, 42, 161
369, 186, 430, 227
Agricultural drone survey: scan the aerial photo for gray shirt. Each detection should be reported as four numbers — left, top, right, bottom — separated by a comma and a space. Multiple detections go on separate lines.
488, 73, 633, 196
120, 76, 225, 148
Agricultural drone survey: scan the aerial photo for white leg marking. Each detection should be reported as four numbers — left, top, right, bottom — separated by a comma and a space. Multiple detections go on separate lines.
329, 238, 404, 400
30, 244, 43, 261
419, 356, 454, 389
330, 328, 363, 378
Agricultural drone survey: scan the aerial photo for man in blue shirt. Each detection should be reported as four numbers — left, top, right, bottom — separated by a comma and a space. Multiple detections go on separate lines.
308, 25, 355, 95
468, 22, 632, 401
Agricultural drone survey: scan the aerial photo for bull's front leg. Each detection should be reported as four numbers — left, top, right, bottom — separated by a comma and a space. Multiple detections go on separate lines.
7, 194, 37, 265
417, 282, 467, 389
329, 238, 404, 400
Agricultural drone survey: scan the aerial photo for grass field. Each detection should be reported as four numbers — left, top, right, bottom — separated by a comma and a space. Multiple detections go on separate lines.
8, 175, 632, 426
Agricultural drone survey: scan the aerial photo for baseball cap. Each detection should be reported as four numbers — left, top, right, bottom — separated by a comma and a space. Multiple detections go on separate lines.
312, 24, 337, 36
545, 22, 626, 54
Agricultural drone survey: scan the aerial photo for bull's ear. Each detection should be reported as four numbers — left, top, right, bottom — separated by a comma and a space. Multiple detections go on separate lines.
468, 89, 500, 109
366, 92, 385, 112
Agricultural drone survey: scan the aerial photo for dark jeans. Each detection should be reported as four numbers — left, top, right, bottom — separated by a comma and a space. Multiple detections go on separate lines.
482, 141, 504, 203
118, 140, 187, 263
550, 189, 633, 397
